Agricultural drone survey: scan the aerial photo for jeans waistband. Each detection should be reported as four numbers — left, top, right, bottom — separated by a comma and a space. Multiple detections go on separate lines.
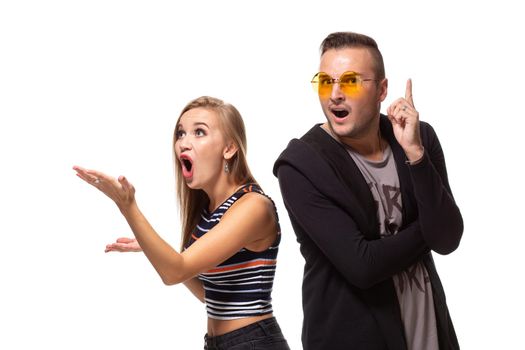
204, 317, 281, 348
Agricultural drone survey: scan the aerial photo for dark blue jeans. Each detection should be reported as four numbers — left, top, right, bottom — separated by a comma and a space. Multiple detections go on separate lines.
203, 317, 290, 350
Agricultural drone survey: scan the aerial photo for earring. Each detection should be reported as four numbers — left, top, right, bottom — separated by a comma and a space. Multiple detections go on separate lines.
224, 162, 230, 173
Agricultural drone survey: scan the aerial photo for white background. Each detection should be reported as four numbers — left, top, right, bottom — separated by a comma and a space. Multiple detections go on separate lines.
1, 1, 523, 349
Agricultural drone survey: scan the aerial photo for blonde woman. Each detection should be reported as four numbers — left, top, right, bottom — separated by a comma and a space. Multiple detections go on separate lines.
74, 96, 289, 350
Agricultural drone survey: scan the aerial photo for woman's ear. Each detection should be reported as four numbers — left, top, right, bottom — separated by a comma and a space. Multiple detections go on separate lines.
223, 141, 239, 160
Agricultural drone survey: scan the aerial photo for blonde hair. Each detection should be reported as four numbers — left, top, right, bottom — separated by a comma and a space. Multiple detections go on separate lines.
174, 96, 257, 250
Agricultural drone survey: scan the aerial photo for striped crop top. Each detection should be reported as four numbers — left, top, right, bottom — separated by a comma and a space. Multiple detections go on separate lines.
185, 183, 281, 320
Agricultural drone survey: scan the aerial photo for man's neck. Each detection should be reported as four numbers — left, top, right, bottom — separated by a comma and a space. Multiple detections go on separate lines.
321, 122, 385, 162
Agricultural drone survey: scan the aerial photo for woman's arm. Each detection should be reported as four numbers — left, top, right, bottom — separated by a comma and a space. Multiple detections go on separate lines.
103, 237, 206, 302
73, 166, 275, 285
184, 277, 205, 303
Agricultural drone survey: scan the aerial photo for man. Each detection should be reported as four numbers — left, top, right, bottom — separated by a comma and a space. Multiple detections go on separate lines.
274, 32, 463, 349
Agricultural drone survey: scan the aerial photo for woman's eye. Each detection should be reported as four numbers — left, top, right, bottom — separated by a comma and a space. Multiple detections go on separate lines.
176, 130, 186, 139
195, 128, 206, 137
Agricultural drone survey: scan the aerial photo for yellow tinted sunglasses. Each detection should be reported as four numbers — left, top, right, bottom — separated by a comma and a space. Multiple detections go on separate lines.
311, 71, 379, 98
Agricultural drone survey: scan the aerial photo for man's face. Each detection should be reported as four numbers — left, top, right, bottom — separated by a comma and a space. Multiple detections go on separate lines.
318, 47, 388, 141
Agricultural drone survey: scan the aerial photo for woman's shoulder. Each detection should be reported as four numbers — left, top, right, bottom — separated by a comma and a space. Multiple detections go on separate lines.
237, 187, 273, 210
227, 185, 275, 221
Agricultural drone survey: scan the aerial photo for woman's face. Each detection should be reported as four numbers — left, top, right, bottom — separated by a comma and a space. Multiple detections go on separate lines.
174, 108, 230, 190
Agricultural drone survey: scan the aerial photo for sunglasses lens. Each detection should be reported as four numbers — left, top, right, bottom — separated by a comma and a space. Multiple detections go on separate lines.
311, 73, 332, 98
339, 72, 360, 96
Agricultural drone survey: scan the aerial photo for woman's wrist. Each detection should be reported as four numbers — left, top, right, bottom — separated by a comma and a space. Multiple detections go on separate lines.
118, 199, 139, 217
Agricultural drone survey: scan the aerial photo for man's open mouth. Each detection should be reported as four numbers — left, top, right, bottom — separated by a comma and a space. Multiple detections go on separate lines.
331, 109, 349, 118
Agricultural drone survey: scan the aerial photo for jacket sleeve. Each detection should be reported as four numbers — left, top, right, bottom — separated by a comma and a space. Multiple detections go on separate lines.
277, 164, 429, 289
408, 124, 463, 255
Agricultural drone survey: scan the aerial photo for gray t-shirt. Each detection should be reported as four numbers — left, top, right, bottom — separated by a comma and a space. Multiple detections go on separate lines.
347, 143, 439, 350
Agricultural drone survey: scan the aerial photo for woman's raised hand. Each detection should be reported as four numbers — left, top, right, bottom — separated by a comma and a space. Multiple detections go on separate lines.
73, 165, 136, 211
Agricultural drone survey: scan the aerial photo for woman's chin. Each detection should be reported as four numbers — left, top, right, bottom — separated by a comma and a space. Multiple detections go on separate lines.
183, 176, 195, 187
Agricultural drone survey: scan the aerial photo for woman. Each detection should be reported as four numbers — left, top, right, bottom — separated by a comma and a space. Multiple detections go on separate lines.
73, 96, 290, 350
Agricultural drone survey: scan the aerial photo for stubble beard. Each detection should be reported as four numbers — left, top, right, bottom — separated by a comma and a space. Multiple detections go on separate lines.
328, 110, 381, 147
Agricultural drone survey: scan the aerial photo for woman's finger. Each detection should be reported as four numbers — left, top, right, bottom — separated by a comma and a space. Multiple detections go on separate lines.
116, 237, 135, 243
118, 176, 129, 191
75, 171, 99, 186
73, 166, 96, 183
73, 166, 109, 187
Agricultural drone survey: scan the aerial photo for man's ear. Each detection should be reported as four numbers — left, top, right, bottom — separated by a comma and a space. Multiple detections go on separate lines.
379, 78, 388, 102
223, 141, 239, 160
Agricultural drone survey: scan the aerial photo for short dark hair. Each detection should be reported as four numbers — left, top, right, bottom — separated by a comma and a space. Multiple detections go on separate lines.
320, 32, 385, 79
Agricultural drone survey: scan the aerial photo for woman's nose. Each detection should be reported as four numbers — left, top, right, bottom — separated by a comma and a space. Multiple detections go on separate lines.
178, 136, 192, 152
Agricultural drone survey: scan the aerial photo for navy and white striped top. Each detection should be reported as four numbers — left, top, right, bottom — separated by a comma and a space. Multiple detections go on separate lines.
185, 183, 281, 320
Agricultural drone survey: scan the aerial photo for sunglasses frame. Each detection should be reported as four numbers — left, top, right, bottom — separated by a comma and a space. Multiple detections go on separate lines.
311, 71, 379, 98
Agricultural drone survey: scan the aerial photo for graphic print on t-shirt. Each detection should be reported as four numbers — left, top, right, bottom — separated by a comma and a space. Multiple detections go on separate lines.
372, 183, 402, 238
368, 180, 428, 294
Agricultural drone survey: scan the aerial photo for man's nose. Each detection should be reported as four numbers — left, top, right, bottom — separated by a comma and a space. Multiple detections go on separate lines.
330, 82, 345, 102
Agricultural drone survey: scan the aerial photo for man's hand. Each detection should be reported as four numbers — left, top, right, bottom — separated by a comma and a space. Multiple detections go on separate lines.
386, 79, 424, 163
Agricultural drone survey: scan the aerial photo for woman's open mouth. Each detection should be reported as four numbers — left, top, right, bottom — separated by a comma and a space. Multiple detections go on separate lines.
180, 155, 193, 179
